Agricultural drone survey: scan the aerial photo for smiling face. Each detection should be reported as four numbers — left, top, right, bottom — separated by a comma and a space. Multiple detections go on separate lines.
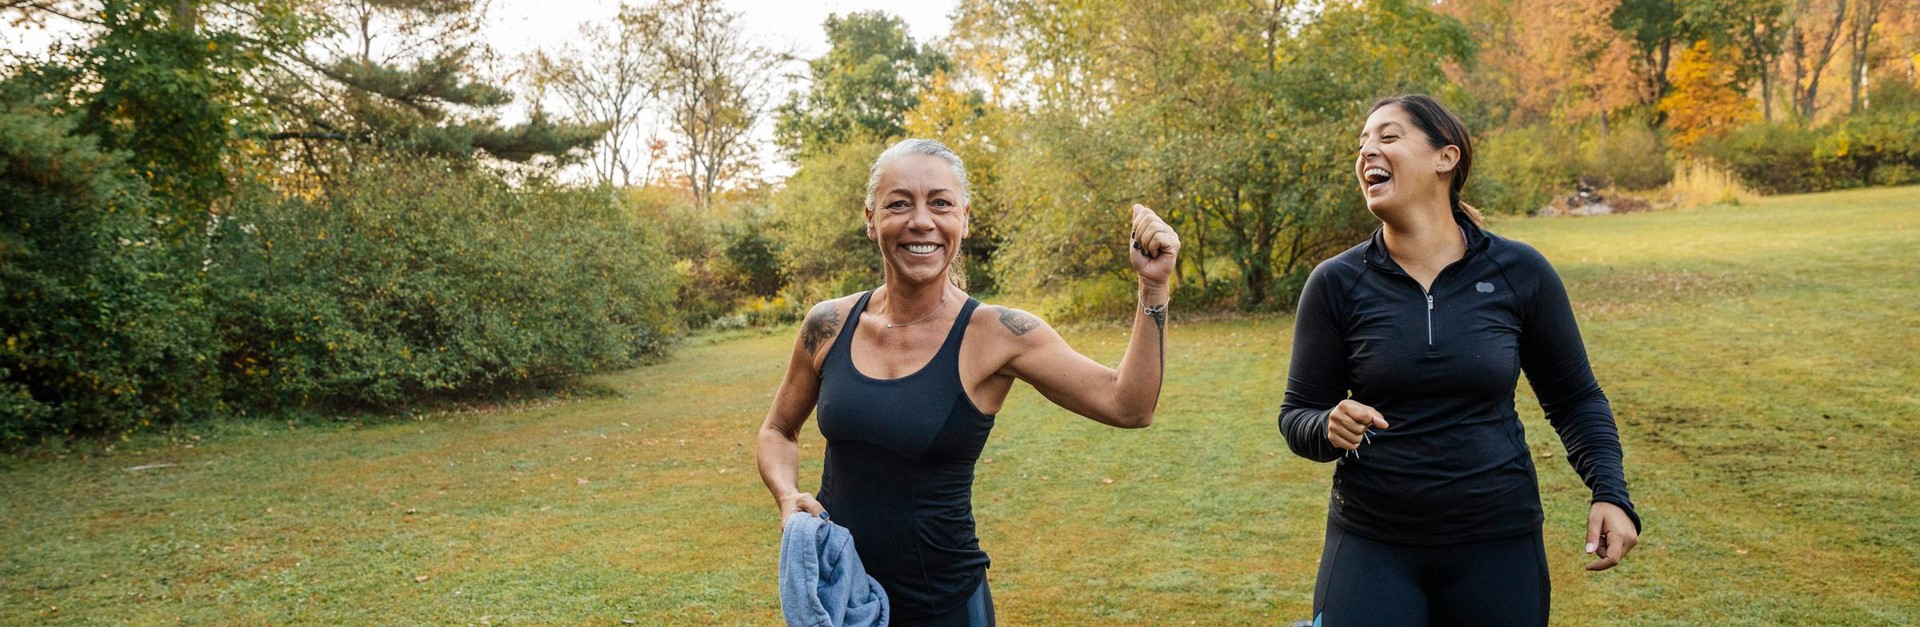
866, 153, 969, 287
1355, 104, 1457, 218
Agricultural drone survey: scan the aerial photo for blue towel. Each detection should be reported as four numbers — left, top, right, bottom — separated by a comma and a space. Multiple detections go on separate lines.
780, 512, 889, 627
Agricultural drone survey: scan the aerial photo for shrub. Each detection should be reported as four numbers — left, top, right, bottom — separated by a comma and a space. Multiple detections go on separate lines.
0, 97, 219, 443
1701, 122, 1833, 194
207, 161, 681, 409
1472, 124, 1576, 214
1579, 120, 1673, 190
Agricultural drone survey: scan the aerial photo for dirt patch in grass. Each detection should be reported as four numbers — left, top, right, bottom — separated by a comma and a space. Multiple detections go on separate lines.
1572, 268, 1755, 318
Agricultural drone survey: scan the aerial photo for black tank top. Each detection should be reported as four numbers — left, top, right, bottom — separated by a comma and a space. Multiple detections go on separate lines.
816, 290, 994, 620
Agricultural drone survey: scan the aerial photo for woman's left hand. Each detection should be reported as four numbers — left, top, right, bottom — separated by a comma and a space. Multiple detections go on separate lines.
1129, 204, 1180, 288
1584, 501, 1639, 571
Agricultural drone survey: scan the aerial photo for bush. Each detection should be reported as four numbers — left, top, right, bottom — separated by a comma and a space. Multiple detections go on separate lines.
1579, 120, 1673, 190
1472, 124, 1576, 214
1699, 122, 1831, 194
207, 161, 681, 409
0, 97, 220, 443
1703, 83, 1920, 195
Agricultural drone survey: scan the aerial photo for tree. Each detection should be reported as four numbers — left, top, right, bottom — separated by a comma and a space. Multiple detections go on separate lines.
774, 11, 950, 159
1844, 0, 1890, 112
527, 4, 660, 186
629, 0, 785, 209
1613, 0, 1709, 101
950, 0, 1472, 307
1719, 0, 1792, 120
1661, 39, 1760, 149
1788, 0, 1849, 119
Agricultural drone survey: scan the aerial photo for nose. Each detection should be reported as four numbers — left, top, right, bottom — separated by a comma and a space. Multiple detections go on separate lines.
907, 204, 936, 231
1358, 139, 1380, 159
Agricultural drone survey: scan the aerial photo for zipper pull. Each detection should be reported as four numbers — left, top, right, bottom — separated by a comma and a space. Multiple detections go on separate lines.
1426, 294, 1434, 310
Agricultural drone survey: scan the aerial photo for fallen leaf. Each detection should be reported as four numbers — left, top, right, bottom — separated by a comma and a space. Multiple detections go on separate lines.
1735, 548, 1749, 555
575, 477, 590, 485
1101, 478, 1115, 485
414, 575, 430, 583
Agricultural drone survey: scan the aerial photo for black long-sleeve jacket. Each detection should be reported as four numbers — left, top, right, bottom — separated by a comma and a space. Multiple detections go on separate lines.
1279, 211, 1641, 545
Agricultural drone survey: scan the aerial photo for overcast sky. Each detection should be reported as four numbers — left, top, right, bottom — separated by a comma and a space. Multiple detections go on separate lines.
1, 0, 960, 178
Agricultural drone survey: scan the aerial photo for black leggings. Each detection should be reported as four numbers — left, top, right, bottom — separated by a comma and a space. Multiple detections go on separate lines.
1312, 521, 1549, 627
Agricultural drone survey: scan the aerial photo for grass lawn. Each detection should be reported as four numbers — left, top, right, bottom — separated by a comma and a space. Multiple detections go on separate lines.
3, 186, 1917, 625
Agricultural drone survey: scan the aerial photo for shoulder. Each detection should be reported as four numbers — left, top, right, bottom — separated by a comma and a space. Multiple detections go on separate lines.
1303, 242, 1369, 300
1311, 241, 1370, 282
1482, 231, 1555, 271
797, 293, 863, 356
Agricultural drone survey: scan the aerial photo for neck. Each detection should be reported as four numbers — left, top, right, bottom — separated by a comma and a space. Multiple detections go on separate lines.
1379, 199, 1465, 266
876, 279, 951, 317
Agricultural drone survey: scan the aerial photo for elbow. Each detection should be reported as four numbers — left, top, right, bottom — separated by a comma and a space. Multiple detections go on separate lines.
1110, 409, 1155, 429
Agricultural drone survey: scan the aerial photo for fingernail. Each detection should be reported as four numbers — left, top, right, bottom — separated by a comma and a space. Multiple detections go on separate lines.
1585, 543, 1597, 553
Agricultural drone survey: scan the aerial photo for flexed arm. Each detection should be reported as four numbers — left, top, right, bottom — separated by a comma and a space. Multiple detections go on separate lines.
998, 205, 1179, 428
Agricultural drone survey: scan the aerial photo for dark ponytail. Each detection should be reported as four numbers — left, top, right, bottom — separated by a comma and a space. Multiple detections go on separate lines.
1370, 94, 1483, 226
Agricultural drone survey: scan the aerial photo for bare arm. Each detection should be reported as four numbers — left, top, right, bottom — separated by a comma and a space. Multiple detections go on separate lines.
998, 204, 1178, 428
754, 301, 843, 520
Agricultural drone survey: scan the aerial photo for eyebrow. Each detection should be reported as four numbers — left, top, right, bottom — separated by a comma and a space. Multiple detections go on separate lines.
1359, 121, 1406, 139
886, 188, 956, 197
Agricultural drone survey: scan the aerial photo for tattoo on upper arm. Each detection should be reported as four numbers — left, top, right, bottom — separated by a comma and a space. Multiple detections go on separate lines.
997, 307, 1042, 336
801, 304, 842, 355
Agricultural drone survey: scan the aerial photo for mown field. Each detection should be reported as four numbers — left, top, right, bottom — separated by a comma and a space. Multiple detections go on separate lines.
3, 186, 1917, 625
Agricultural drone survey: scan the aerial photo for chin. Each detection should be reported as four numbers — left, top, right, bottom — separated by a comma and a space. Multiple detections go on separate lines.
1362, 194, 1396, 218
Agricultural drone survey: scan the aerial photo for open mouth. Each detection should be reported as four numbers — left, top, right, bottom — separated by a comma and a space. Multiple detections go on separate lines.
902, 243, 941, 255
1363, 167, 1392, 194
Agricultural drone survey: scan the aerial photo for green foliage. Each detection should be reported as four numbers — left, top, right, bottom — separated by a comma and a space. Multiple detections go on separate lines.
0, 92, 219, 443
964, 0, 1472, 310
768, 139, 886, 300
1698, 122, 1827, 193
1474, 125, 1577, 213
207, 162, 681, 409
1579, 119, 1675, 190
774, 11, 950, 158
1474, 118, 1673, 214
1702, 85, 1920, 194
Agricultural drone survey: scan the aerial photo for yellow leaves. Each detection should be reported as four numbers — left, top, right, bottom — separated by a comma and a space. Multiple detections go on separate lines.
1659, 40, 1757, 151
205, 41, 218, 52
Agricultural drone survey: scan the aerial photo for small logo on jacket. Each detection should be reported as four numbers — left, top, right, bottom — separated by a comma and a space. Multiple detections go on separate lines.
1476, 282, 1495, 293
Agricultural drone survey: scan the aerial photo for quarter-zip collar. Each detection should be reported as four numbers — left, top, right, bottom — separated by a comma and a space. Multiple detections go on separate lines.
1362, 209, 1491, 276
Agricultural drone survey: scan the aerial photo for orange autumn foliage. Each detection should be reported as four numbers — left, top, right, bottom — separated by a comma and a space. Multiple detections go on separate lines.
1660, 40, 1760, 150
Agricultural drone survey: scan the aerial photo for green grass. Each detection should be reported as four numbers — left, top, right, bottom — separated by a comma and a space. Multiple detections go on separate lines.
4, 186, 1918, 625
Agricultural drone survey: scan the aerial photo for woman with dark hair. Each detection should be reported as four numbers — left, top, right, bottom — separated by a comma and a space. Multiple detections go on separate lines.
758, 139, 1181, 627
1278, 95, 1641, 625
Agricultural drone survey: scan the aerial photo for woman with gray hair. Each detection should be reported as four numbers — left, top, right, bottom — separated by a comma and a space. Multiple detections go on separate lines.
757, 138, 1180, 626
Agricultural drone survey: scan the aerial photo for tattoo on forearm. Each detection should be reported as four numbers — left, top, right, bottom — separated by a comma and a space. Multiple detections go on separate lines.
801, 305, 841, 355
997, 307, 1042, 336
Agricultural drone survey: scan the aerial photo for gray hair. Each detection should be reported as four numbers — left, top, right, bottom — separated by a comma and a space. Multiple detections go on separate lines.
864, 139, 970, 210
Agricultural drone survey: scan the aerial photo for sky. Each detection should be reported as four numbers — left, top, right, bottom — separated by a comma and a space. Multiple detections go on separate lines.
1, 0, 961, 179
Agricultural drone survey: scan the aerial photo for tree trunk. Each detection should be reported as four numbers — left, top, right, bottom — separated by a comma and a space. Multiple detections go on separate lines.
1847, 0, 1884, 113
1796, 0, 1849, 119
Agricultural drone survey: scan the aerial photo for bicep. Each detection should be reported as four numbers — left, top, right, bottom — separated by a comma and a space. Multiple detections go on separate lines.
1282, 269, 1351, 411
1002, 320, 1124, 421
762, 342, 822, 439
1518, 266, 1598, 397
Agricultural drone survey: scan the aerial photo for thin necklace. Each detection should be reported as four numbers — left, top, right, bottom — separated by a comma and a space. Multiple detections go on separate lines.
883, 292, 951, 328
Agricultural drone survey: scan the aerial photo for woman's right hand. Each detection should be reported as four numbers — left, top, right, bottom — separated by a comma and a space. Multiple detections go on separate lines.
1327, 399, 1389, 451
778, 491, 826, 520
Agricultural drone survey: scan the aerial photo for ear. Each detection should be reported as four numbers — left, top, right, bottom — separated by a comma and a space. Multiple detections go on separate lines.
1435, 145, 1461, 175
960, 204, 972, 240
864, 206, 876, 240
